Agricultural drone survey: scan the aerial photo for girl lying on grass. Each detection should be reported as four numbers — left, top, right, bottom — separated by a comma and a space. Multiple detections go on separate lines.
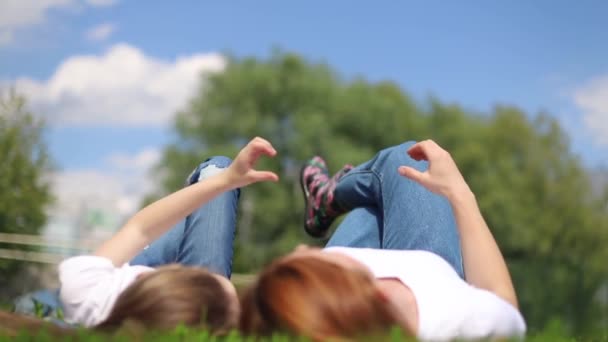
240, 139, 527, 341
58, 137, 278, 333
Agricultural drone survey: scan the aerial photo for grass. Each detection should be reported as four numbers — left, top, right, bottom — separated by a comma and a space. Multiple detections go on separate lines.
1, 328, 606, 341
1, 307, 604, 341
3, 309, 604, 342
0, 326, 411, 342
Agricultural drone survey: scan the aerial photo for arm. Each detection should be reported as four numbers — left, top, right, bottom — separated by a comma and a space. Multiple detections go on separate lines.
397, 140, 519, 308
94, 137, 279, 267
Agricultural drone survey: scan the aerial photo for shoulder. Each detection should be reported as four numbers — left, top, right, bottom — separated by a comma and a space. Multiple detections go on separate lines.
58, 255, 153, 327
59, 255, 114, 275
59, 255, 152, 279
324, 246, 430, 260
324, 247, 456, 276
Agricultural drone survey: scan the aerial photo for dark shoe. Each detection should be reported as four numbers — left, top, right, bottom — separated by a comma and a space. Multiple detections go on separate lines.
300, 157, 353, 238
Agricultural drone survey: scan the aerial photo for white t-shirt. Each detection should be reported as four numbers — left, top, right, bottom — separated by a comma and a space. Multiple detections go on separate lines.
324, 247, 526, 341
58, 256, 154, 327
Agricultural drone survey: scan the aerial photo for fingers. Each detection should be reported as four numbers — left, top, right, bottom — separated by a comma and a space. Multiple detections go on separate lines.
248, 136, 277, 158
406, 140, 445, 161
235, 137, 279, 185
250, 170, 279, 183
406, 143, 427, 161
406, 141, 432, 161
398, 166, 426, 184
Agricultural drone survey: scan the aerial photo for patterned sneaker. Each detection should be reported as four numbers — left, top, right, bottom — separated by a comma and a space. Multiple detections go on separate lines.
300, 157, 353, 238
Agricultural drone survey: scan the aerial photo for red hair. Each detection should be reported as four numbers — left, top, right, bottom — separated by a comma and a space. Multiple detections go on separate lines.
240, 256, 403, 340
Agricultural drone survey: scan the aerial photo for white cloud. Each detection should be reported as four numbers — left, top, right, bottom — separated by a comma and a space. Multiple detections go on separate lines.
14, 43, 226, 126
85, 0, 118, 7
0, 0, 73, 45
85, 22, 116, 41
46, 147, 161, 239
0, 0, 118, 46
106, 147, 161, 173
0, 0, 73, 30
573, 76, 608, 146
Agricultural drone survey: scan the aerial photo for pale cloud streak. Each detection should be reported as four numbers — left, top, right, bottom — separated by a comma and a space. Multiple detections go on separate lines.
85, 0, 118, 7
0, 0, 119, 46
14, 43, 226, 126
0, 0, 72, 45
85, 22, 116, 41
573, 75, 608, 146
106, 148, 162, 172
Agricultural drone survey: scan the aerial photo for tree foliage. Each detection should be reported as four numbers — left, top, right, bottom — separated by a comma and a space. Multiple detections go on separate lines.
0, 90, 53, 280
158, 52, 608, 334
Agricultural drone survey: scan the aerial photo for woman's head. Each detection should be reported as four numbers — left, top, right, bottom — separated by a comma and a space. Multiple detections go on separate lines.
240, 250, 403, 341
96, 265, 238, 334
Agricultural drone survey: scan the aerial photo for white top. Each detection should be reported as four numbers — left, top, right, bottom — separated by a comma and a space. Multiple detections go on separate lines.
324, 247, 526, 341
58, 256, 154, 327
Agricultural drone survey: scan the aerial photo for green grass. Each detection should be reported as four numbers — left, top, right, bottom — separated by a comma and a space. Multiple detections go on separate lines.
1, 294, 604, 342
0, 328, 403, 342
0, 310, 603, 342
1, 326, 605, 342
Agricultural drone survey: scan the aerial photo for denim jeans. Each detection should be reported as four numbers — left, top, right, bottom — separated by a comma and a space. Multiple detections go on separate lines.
325, 141, 464, 278
130, 156, 240, 278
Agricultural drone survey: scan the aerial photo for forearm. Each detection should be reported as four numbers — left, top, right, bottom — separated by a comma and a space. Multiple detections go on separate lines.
448, 189, 519, 308
95, 172, 234, 266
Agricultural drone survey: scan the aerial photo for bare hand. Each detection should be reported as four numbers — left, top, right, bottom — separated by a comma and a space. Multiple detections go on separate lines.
226, 137, 279, 188
397, 140, 470, 199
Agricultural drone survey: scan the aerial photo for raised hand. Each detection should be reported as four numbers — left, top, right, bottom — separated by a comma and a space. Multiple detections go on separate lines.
225, 137, 279, 188
397, 140, 470, 200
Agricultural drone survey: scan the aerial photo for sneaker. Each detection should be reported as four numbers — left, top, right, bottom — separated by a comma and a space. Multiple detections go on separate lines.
300, 157, 353, 238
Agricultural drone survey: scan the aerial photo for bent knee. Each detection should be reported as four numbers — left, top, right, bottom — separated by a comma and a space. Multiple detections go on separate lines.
199, 156, 232, 178
383, 141, 427, 171
187, 156, 233, 184
203, 156, 233, 168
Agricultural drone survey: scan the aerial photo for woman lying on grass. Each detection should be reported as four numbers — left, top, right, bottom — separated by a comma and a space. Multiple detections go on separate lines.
58, 137, 278, 333
240, 140, 527, 341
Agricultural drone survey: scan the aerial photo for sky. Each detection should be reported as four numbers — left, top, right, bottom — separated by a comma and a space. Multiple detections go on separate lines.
0, 0, 607, 237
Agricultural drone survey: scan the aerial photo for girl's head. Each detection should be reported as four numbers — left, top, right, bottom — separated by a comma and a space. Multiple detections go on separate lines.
239, 248, 403, 340
96, 265, 238, 334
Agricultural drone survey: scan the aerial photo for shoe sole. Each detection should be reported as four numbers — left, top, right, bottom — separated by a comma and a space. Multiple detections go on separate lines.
299, 164, 328, 238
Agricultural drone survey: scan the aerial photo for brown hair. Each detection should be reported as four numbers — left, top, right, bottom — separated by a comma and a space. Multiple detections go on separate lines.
239, 256, 403, 341
96, 265, 237, 334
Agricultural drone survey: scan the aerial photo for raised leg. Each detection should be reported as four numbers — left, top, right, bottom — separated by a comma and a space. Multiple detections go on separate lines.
330, 142, 464, 277
130, 156, 239, 278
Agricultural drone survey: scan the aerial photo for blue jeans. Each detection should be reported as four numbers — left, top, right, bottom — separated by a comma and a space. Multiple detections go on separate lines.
325, 141, 464, 278
130, 156, 239, 278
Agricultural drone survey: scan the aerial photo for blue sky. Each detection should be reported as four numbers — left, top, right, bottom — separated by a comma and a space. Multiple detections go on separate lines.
0, 1, 607, 234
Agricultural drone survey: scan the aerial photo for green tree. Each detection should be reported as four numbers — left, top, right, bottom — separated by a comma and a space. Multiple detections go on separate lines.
0, 90, 53, 284
157, 51, 608, 334
159, 52, 424, 269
